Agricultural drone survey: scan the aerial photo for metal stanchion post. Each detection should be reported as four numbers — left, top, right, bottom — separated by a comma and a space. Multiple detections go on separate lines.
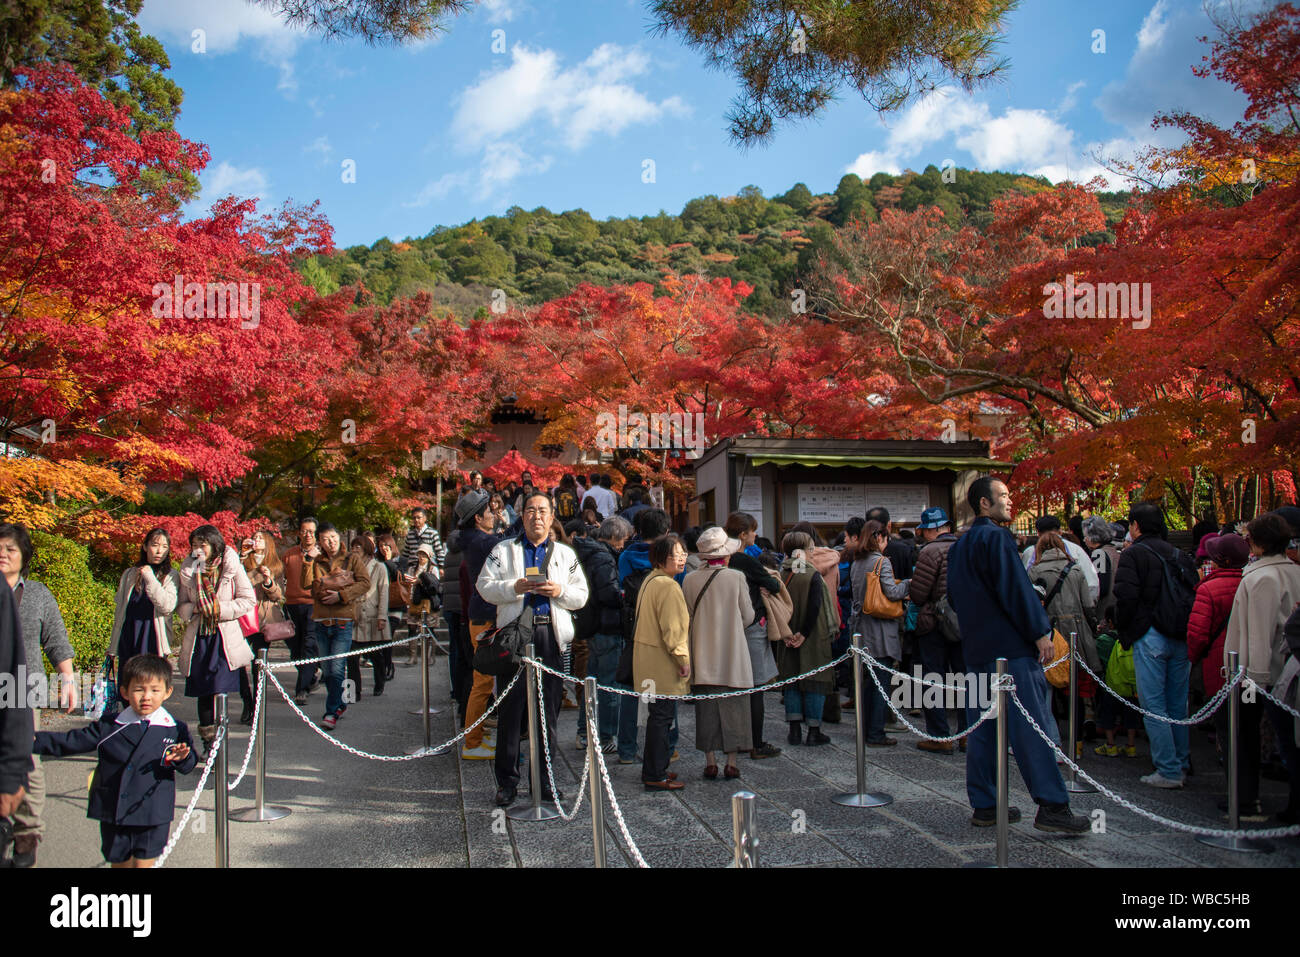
1198, 651, 1273, 853
1065, 631, 1094, 794
232, 652, 291, 823
732, 791, 759, 867
508, 643, 559, 822
214, 694, 230, 868
407, 626, 440, 756
832, 634, 893, 808
585, 676, 606, 868
965, 658, 1012, 869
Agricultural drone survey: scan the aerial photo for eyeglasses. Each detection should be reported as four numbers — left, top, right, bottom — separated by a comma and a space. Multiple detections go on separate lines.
523, 507, 551, 516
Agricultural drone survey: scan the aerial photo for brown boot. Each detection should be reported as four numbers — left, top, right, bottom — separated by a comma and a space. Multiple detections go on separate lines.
917, 740, 955, 754
12, 834, 38, 868
198, 724, 217, 755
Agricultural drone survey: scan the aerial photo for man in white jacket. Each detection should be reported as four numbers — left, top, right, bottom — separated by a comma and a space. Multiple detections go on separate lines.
477, 491, 589, 808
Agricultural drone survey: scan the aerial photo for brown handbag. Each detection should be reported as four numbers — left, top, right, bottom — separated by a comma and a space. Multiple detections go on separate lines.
862, 556, 905, 620
388, 570, 411, 609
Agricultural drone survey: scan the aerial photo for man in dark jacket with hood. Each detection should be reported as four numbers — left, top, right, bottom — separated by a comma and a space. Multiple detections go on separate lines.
1113, 501, 1193, 789
908, 507, 963, 750
574, 516, 633, 753
947, 477, 1088, 834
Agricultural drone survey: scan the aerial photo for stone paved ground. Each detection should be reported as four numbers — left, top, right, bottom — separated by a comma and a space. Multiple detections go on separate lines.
31, 631, 1300, 868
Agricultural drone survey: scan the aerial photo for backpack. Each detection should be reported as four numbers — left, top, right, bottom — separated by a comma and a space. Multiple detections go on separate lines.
1133, 540, 1198, 643
930, 547, 961, 642
555, 487, 579, 521
615, 566, 651, 684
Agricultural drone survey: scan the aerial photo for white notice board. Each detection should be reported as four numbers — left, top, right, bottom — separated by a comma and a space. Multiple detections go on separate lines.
797, 483, 930, 524
736, 473, 764, 539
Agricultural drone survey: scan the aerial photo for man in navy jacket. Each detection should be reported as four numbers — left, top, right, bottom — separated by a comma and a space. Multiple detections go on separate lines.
947, 477, 1088, 834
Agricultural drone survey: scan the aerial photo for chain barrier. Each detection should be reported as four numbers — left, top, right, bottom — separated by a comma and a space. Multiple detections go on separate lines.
1255, 681, 1300, 721
589, 728, 650, 868
1005, 686, 1300, 840
854, 646, 999, 743
226, 664, 262, 791
533, 676, 591, 821
521, 652, 852, 702
269, 631, 421, 670
263, 665, 522, 761
153, 725, 225, 868
1073, 652, 1240, 725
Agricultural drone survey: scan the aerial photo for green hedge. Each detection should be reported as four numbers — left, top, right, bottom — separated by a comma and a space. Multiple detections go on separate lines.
29, 531, 117, 672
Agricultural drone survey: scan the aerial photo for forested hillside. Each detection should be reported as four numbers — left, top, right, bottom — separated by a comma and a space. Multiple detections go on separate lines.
303, 167, 1133, 316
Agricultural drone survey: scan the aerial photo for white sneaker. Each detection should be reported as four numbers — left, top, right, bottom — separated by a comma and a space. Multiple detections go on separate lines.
1140, 771, 1184, 789
461, 745, 495, 760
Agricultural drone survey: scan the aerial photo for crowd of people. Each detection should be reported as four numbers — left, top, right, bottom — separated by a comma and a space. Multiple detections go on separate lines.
0, 470, 1298, 866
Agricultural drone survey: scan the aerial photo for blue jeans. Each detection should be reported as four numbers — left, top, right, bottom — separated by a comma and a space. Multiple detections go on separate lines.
587, 633, 624, 741
1132, 627, 1190, 780
783, 688, 827, 727
316, 620, 353, 716
966, 655, 1069, 808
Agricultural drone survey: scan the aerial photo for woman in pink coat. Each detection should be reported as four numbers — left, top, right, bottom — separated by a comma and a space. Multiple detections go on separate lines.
177, 525, 255, 754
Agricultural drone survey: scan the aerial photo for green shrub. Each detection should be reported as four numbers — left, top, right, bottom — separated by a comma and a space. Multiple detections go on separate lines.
29, 530, 116, 671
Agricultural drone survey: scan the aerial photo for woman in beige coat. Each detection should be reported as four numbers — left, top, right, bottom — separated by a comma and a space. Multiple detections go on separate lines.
348, 535, 389, 698
177, 525, 256, 752
682, 526, 755, 780
633, 535, 691, 791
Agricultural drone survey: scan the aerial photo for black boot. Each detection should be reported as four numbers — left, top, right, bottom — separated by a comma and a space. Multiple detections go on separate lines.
806, 725, 831, 746
787, 720, 802, 746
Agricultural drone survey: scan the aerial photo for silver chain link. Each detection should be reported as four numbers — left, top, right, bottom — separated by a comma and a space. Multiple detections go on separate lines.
856, 645, 998, 743
589, 729, 650, 868
269, 631, 421, 670
1073, 652, 1239, 725
153, 725, 225, 868
533, 670, 591, 821
227, 665, 262, 791
523, 651, 851, 702
1255, 681, 1300, 720
1005, 686, 1300, 840
263, 665, 523, 760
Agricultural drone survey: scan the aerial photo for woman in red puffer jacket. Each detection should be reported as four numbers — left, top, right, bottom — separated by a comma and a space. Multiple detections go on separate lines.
1186, 534, 1249, 700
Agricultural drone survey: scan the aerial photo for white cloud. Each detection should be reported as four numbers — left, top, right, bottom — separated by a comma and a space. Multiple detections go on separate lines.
405, 171, 472, 207
304, 135, 333, 162
198, 161, 271, 208
845, 150, 902, 178
1058, 80, 1086, 114
957, 108, 1073, 170
1095, 0, 1258, 138
139, 0, 303, 97
479, 0, 525, 23
451, 42, 690, 151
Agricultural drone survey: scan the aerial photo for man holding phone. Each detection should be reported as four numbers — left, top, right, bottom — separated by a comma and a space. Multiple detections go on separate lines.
476, 491, 589, 808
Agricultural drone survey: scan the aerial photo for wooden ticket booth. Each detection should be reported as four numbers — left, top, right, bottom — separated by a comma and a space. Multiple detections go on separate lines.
691, 437, 1008, 543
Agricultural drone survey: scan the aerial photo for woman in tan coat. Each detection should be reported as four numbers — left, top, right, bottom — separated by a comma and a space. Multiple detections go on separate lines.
682, 526, 755, 780
633, 535, 691, 791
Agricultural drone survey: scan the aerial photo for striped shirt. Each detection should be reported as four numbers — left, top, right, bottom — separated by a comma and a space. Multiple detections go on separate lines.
402, 524, 446, 572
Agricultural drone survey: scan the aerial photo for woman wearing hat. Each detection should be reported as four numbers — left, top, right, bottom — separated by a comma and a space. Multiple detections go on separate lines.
683, 526, 756, 778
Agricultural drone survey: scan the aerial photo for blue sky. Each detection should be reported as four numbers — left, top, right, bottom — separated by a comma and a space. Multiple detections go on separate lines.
136, 0, 1261, 249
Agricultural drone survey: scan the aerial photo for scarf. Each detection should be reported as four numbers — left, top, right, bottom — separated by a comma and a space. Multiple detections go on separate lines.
196, 558, 222, 634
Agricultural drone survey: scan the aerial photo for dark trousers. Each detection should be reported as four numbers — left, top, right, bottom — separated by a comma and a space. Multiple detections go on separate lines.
445, 611, 472, 717
1236, 696, 1263, 805
642, 698, 677, 782
1265, 698, 1300, 811
750, 687, 765, 749
198, 695, 216, 727
238, 633, 271, 709
284, 604, 319, 695
346, 639, 386, 697
494, 622, 563, 792
966, 655, 1068, 809
916, 629, 965, 737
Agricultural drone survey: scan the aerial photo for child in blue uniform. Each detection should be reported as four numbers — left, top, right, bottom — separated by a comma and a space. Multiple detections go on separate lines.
35, 654, 198, 867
